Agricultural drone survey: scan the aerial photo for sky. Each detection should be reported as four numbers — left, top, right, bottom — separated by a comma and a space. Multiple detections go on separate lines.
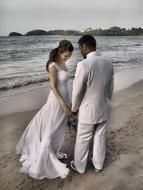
0, 0, 143, 36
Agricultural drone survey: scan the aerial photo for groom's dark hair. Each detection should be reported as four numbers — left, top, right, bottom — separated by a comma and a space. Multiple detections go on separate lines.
78, 35, 96, 49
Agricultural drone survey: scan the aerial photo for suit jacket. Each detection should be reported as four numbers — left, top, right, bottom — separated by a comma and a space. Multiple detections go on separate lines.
72, 51, 114, 124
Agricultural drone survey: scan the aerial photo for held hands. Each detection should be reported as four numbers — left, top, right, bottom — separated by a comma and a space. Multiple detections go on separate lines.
62, 103, 73, 116
68, 103, 78, 118
62, 103, 77, 118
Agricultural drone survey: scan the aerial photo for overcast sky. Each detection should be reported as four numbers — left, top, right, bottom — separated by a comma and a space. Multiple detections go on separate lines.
0, 0, 143, 36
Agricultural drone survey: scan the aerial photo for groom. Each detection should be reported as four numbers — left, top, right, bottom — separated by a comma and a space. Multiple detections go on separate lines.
70, 35, 114, 173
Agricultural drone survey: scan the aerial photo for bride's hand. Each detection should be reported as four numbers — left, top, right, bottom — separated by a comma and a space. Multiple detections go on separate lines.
62, 104, 73, 116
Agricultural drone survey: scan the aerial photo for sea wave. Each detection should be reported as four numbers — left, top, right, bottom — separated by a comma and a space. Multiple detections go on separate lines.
112, 57, 142, 64
0, 77, 48, 91
1, 35, 143, 92
0, 73, 75, 91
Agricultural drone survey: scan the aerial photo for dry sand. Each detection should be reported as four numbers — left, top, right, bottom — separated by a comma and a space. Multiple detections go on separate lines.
0, 80, 143, 190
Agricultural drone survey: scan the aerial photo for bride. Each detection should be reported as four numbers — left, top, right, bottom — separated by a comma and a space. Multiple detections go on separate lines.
16, 40, 74, 179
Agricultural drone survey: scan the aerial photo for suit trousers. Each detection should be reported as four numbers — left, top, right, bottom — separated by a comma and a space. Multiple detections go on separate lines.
74, 121, 107, 173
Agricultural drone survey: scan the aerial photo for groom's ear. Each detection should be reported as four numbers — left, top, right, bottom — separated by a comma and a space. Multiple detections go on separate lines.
82, 44, 87, 51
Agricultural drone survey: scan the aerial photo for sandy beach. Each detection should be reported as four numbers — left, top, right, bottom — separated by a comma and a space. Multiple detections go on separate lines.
0, 68, 143, 190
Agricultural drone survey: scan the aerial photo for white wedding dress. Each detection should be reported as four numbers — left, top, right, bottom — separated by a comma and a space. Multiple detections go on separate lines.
16, 62, 70, 179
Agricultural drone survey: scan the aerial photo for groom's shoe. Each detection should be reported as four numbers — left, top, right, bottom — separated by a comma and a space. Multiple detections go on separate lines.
70, 161, 78, 172
70, 161, 85, 174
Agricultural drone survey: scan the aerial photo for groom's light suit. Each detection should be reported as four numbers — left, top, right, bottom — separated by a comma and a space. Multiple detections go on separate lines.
72, 51, 114, 173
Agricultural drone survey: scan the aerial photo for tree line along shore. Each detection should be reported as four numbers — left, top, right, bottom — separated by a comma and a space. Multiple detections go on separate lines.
9, 27, 143, 36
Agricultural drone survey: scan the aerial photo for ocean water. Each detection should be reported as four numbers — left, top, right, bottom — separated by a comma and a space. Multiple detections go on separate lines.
0, 35, 143, 92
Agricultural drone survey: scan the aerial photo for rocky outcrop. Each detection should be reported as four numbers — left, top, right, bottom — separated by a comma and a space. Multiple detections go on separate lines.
9, 32, 23, 36
25, 30, 48, 36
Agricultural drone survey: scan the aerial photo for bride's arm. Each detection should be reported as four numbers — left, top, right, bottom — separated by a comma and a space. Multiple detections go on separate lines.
49, 65, 72, 116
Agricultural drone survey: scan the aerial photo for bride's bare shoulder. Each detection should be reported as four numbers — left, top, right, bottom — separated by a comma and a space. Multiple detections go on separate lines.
49, 62, 56, 69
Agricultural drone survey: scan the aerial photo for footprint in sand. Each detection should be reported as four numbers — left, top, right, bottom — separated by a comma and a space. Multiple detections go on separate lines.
139, 160, 143, 168
19, 180, 26, 186
2, 164, 8, 168
57, 180, 64, 189
137, 175, 143, 186
123, 165, 135, 176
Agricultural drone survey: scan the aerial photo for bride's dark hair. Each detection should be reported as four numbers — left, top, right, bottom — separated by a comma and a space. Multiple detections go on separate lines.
46, 40, 74, 72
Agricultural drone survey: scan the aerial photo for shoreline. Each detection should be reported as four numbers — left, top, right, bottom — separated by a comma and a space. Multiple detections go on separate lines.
0, 66, 143, 117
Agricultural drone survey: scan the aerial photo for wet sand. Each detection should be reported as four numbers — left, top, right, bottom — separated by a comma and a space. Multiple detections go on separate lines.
0, 72, 143, 189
